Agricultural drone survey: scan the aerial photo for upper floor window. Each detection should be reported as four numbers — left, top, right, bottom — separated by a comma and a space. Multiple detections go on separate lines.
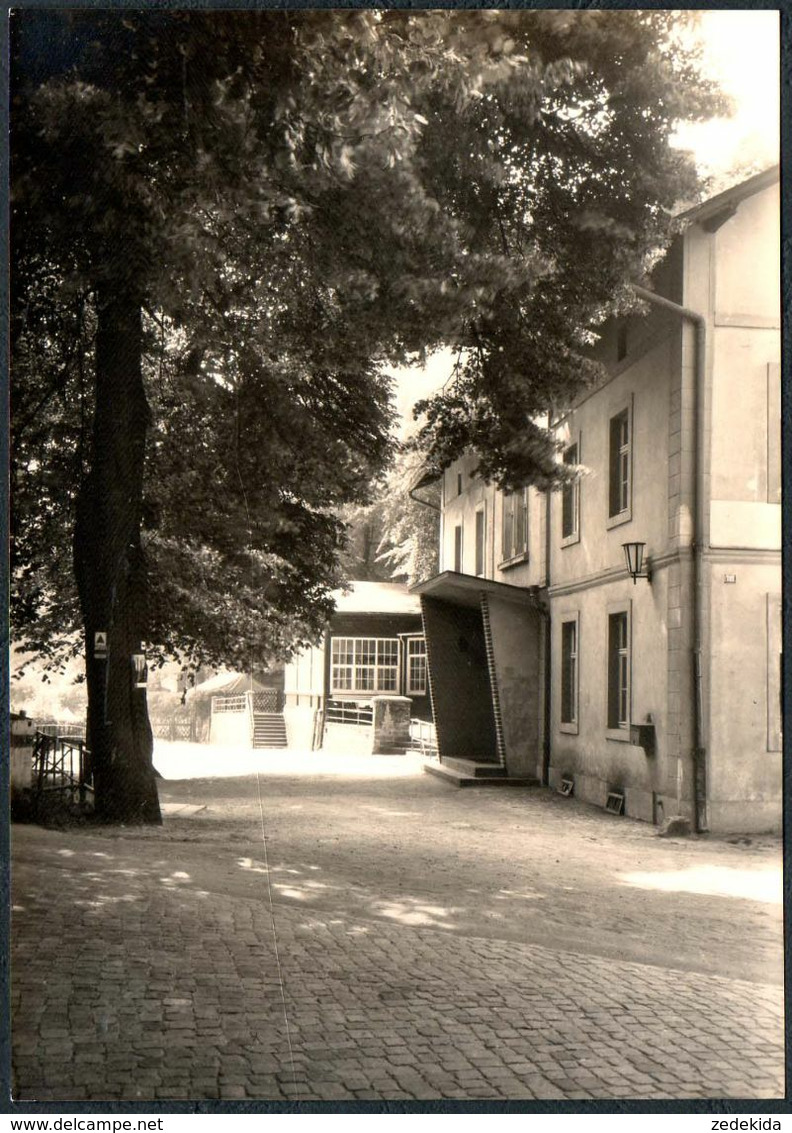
331, 637, 399, 695
617, 324, 628, 362
501, 488, 529, 564
453, 524, 463, 573
607, 610, 630, 732
406, 637, 427, 697
561, 441, 580, 545
608, 404, 632, 525
475, 504, 486, 577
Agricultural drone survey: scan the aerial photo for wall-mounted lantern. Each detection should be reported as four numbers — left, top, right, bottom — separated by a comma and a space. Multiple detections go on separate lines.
622, 541, 651, 585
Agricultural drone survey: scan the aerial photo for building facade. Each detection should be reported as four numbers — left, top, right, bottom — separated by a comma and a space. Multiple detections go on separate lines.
283, 581, 431, 752
414, 167, 781, 832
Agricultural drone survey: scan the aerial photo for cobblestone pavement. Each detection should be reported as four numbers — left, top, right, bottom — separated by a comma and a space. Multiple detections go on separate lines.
11, 752, 785, 1103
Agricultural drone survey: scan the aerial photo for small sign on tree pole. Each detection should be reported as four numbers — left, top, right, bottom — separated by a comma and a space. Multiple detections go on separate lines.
94, 631, 108, 659
132, 654, 148, 689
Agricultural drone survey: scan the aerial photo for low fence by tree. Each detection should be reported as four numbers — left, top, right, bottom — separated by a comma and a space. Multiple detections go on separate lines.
36, 721, 87, 741
151, 714, 197, 741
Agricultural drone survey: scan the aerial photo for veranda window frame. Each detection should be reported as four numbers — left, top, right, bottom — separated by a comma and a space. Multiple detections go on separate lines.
330, 636, 400, 696
406, 636, 428, 697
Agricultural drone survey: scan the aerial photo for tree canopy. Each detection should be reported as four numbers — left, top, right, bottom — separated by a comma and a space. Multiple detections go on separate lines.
11, 9, 723, 819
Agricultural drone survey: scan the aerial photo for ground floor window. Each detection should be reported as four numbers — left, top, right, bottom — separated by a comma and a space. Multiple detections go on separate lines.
331, 637, 399, 695
560, 617, 579, 728
607, 611, 630, 729
406, 637, 427, 697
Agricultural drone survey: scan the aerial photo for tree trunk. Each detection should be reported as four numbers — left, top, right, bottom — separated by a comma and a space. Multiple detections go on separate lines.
74, 287, 161, 824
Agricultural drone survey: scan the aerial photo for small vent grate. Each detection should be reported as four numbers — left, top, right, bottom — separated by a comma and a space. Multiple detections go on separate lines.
558, 777, 574, 797
606, 791, 625, 816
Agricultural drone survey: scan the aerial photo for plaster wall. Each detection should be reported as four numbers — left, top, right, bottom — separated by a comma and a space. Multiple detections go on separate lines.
705, 560, 782, 832
550, 335, 676, 589
284, 640, 325, 707
487, 598, 543, 778
210, 710, 250, 748
549, 570, 684, 824
284, 705, 319, 751
441, 454, 545, 588
323, 722, 374, 756
710, 330, 780, 514
696, 180, 781, 831
712, 182, 780, 322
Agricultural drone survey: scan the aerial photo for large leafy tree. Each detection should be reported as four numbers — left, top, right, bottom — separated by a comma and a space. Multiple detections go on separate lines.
11, 10, 721, 822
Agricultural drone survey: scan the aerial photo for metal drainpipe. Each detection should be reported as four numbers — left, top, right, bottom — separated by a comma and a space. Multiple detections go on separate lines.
632, 284, 708, 832
541, 485, 552, 786
408, 485, 441, 512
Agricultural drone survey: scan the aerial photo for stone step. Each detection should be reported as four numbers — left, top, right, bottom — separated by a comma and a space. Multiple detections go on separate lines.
438, 757, 507, 778
423, 758, 540, 789
252, 713, 288, 749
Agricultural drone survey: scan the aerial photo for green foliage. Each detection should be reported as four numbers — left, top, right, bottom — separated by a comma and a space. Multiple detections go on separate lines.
11, 9, 722, 677
337, 447, 440, 589
376, 454, 441, 588
405, 10, 725, 489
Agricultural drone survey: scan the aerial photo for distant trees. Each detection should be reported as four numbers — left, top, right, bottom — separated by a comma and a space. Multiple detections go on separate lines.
11, 10, 721, 820
340, 449, 440, 588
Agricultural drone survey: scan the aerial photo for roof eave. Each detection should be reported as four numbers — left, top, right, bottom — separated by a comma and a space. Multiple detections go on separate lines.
678, 164, 779, 228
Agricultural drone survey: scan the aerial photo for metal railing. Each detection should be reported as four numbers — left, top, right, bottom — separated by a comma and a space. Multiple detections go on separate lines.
409, 717, 438, 757
36, 721, 87, 741
32, 731, 93, 806
325, 700, 374, 727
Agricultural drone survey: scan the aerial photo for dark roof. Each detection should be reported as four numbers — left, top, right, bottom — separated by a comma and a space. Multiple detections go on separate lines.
412, 570, 543, 609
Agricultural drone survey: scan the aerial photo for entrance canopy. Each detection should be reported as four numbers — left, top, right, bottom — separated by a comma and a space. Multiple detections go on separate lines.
412, 572, 545, 777
412, 570, 543, 610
